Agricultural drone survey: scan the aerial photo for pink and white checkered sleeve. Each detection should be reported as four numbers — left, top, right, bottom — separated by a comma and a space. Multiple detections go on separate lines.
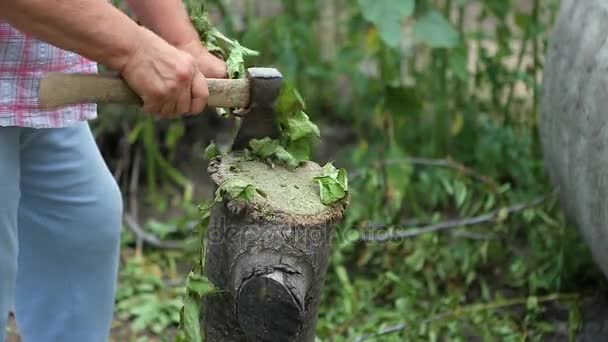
0, 22, 98, 128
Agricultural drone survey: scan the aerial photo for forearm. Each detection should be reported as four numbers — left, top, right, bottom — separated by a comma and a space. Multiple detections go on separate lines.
0, 0, 144, 71
125, 0, 200, 47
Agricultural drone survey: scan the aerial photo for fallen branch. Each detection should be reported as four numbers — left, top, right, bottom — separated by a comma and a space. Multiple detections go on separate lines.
403, 157, 498, 187
123, 213, 185, 250
362, 192, 555, 242
351, 157, 499, 188
353, 292, 579, 342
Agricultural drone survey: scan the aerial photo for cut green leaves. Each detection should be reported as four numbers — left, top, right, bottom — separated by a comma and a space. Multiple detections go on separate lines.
186, 272, 218, 297
223, 38, 260, 78
178, 272, 219, 342
249, 138, 298, 167
191, 14, 259, 79
285, 110, 321, 141
215, 179, 258, 202
179, 295, 202, 342
203, 143, 220, 160
249, 138, 281, 158
314, 163, 349, 205
277, 84, 321, 163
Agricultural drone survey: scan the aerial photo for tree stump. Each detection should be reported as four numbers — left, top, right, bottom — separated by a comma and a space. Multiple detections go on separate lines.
202, 153, 348, 341
539, 0, 608, 278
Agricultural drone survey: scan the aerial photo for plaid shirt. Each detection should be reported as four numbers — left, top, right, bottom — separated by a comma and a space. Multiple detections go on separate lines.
0, 22, 98, 128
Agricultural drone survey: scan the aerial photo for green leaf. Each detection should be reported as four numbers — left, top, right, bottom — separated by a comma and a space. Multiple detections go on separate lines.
273, 145, 298, 167
277, 83, 320, 158
222, 38, 259, 79
181, 295, 202, 342
277, 83, 306, 115
449, 50, 469, 81
249, 138, 299, 167
263, 82, 317, 164
286, 138, 313, 163
198, 200, 215, 220
249, 138, 281, 159
225, 41, 246, 78
215, 179, 257, 202
285, 111, 321, 141
203, 143, 220, 160
314, 163, 349, 205
317, 178, 347, 205
186, 272, 218, 297
413, 11, 460, 48
337, 169, 348, 192
357, 0, 415, 47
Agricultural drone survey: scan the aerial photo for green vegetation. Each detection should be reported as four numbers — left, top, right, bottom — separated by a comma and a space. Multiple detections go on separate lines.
93, 0, 608, 340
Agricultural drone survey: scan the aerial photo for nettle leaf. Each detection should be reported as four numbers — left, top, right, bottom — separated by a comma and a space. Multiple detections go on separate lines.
186, 272, 218, 297
203, 142, 220, 160
225, 42, 246, 78
192, 12, 259, 79
277, 83, 306, 115
276, 84, 320, 162
249, 138, 298, 167
215, 179, 258, 202
337, 168, 348, 192
286, 138, 313, 163
314, 163, 349, 205
286, 111, 321, 141
249, 138, 281, 159
357, 0, 415, 47
413, 11, 460, 48
209, 30, 259, 79
198, 200, 215, 220
273, 146, 298, 167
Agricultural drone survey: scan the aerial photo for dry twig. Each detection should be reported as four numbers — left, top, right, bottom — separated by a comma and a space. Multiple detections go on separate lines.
351, 157, 499, 188
123, 213, 185, 250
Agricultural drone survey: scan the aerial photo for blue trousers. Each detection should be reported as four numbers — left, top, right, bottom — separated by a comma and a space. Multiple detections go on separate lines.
0, 122, 123, 342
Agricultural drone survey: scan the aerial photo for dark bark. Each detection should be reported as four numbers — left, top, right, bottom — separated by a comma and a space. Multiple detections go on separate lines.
202, 154, 347, 341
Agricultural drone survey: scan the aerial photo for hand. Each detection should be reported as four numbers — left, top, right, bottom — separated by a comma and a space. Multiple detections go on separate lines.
120, 27, 209, 117
177, 40, 228, 79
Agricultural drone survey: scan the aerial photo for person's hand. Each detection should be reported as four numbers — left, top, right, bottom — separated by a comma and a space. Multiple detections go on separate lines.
176, 40, 228, 79
120, 27, 209, 117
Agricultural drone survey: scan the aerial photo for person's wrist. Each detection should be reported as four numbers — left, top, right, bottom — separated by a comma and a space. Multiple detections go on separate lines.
114, 26, 154, 73
175, 39, 206, 58
177, 40, 227, 78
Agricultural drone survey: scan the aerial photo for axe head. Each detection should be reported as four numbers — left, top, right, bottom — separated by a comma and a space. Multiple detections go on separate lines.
213, 67, 282, 153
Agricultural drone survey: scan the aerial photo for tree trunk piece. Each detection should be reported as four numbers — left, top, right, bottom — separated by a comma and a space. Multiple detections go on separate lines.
539, 0, 608, 278
202, 153, 348, 341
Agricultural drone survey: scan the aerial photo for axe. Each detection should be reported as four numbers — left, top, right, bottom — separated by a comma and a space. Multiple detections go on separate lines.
37, 67, 282, 152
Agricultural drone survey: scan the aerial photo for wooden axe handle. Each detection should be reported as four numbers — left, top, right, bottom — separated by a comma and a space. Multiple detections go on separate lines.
38, 72, 251, 109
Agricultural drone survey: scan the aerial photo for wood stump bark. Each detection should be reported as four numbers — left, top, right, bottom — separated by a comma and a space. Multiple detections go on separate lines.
202, 154, 347, 341
539, 0, 608, 278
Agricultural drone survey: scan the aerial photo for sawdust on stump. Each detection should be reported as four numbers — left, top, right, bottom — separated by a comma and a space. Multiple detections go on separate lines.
203, 152, 347, 342
208, 152, 348, 226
